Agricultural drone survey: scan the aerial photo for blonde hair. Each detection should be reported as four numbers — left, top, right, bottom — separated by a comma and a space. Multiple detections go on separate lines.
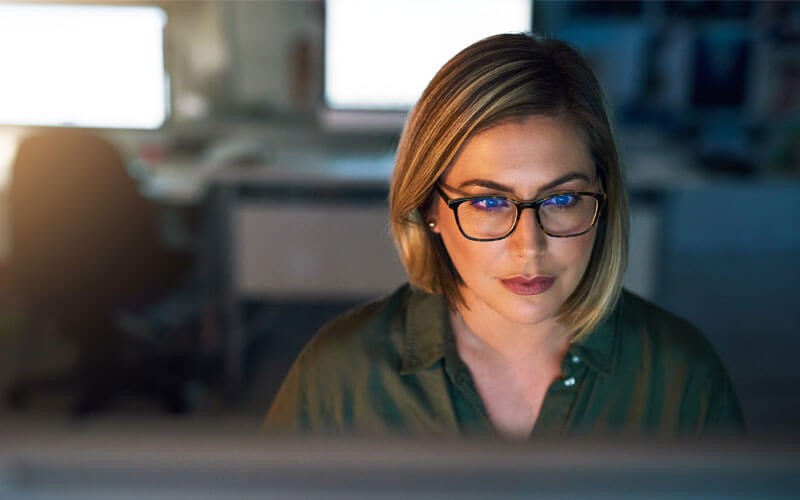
389, 33, 629, 341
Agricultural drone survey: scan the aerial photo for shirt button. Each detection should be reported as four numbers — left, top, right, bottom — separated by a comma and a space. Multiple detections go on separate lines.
564, 377, 576, 387
571, 354, 581, 364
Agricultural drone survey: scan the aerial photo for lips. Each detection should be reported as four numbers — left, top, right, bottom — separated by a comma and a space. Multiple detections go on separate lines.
500, 276, 555, 296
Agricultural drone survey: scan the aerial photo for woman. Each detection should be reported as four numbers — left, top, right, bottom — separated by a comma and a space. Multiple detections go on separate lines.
265, 33, 745, 438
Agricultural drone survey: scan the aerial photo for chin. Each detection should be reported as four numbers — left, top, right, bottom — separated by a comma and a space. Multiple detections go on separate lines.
503, 302, 561, 326
483, 291, 563, 327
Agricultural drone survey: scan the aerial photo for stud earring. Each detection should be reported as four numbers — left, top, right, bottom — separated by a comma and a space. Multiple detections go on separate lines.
428, 221, 436, 229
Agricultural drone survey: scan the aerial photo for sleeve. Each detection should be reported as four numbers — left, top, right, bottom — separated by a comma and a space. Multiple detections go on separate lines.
261, 342, 341, 434
262, 358, 311, 433
699, 367, 747, 438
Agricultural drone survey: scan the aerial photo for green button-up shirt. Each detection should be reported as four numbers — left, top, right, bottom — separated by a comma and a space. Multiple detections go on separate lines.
265, 285, 745, 438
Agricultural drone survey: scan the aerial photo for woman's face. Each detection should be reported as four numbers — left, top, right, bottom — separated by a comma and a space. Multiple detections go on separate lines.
431, 115, 599, 328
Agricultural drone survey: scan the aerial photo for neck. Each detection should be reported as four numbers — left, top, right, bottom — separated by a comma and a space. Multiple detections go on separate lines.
452, 300, 570, 363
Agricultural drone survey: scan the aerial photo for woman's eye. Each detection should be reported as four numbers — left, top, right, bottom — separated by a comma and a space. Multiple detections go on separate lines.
469, 197, 509, 210
543, 194, 577, 208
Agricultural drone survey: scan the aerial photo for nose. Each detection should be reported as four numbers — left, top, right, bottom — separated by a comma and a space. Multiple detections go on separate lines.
507, 207, 547, 258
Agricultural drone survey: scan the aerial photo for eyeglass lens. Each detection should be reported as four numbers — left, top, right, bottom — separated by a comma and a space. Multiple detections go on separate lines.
456, 193, 598, 239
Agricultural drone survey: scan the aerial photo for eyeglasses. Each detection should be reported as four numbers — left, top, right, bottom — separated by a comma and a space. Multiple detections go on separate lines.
435, 183, 606, 241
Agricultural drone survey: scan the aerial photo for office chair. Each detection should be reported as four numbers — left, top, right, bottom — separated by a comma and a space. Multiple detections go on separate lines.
4, 128, 196, 415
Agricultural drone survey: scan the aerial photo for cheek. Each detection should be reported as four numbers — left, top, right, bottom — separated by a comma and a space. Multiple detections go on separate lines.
437, 215, 485, 265
438, 220, 470, 263
557, 231, 597, 275
439, 225, 504, 280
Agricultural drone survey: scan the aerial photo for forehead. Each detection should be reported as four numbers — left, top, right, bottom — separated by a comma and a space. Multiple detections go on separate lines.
443, 115, 595, 191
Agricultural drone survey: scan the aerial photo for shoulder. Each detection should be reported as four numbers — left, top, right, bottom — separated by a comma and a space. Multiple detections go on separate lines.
613, 290, 746, 435
615, 289, 721, 368
264, 284, 416, 431
288, 284, 416, 380
304, 284, 412, 355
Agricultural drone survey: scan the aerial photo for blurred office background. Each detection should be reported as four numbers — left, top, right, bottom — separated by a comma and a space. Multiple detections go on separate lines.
0, 0, 797, 440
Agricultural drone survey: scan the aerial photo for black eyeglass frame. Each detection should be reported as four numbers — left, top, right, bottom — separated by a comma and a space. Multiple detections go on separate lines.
434, 183, 607, 242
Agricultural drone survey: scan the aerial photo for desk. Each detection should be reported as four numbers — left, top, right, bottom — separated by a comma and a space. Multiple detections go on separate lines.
142, 150, 406, 394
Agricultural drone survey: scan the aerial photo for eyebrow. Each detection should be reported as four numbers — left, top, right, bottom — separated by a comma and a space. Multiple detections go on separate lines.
455, 172, 594, 196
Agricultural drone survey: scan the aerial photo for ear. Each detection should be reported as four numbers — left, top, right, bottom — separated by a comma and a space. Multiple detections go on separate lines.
425, 201, 442, 234
420, 191, 440, 234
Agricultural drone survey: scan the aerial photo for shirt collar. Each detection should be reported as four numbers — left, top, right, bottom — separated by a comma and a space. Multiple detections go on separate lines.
569, 295, 622, 377
399, 286, 621, 377
400, 287, 450, 374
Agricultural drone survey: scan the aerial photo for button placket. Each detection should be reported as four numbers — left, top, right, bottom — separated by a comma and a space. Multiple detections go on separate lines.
560, 352, 583, 388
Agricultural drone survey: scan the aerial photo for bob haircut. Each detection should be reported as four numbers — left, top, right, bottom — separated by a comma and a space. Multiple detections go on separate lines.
389, 33, 629, 342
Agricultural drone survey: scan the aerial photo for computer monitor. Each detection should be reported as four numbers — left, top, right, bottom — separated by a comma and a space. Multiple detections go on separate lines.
321, 0, 533, 133
1, 434, 798, 498
0, 3, 169, 130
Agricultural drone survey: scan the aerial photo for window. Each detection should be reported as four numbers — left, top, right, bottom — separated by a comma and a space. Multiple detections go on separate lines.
322, 0, 532, 131
0, 4, 168, 129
